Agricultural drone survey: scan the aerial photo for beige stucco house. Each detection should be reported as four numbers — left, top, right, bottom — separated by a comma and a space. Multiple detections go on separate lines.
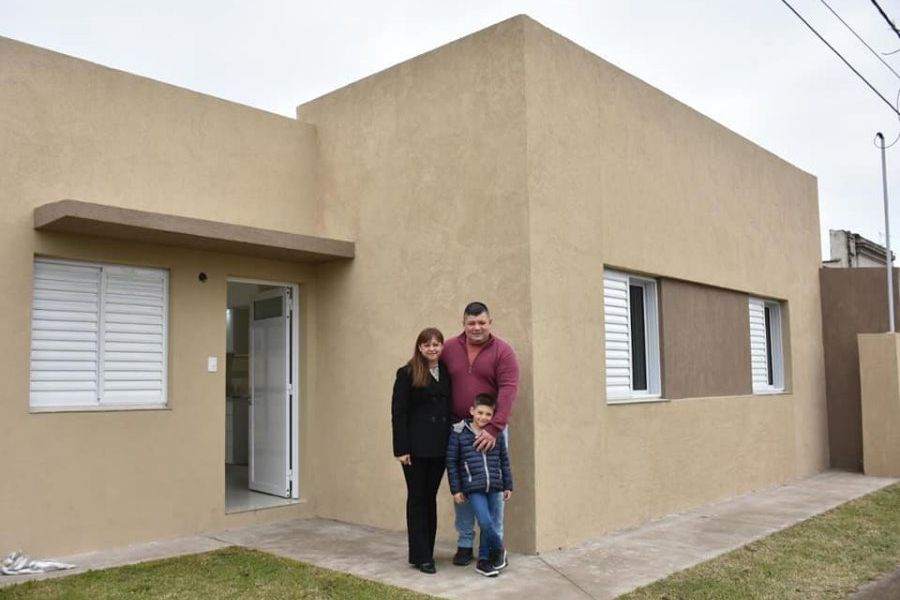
0, 15, 827, 558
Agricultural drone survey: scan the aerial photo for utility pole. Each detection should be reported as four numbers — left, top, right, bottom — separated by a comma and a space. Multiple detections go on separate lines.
877, 132, 895, 332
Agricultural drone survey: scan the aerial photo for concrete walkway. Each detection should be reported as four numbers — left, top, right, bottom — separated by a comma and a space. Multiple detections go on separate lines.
1, 471, 895, 599
851, 568, 900, 600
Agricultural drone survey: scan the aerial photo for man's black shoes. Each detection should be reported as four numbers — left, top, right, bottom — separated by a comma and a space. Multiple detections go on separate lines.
452, 546, 474, 566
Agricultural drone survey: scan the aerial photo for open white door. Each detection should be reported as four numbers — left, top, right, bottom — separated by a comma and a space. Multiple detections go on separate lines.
249, 288, 292, 497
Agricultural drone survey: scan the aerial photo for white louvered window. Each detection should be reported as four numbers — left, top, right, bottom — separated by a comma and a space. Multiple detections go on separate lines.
748, 297, 784, 393
604, 269, 661, 402
30, 259, 168, 409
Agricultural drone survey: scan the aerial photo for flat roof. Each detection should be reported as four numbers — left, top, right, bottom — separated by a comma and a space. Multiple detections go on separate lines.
34, 200, 354, 263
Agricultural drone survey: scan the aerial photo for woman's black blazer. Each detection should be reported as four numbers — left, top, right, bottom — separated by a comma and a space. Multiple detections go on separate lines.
391, 362, 452, 458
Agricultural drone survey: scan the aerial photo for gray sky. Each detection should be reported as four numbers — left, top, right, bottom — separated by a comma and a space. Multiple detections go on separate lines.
3, 0, 900, 259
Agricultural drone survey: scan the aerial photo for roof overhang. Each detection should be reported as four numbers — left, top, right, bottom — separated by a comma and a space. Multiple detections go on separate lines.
34, 200, 354, 263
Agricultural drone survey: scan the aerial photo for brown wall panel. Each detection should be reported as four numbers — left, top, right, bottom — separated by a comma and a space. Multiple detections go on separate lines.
659, 279, 753, 399
820, 268, 900, 471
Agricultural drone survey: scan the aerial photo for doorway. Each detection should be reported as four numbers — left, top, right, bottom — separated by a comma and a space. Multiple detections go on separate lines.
225, 279, 299, 513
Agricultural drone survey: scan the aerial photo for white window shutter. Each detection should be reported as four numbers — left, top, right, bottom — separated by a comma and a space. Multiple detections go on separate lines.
604, 270, 632, 399
30, 261, 102, 407
100, 266, 168, 405
748, 298, 769, 391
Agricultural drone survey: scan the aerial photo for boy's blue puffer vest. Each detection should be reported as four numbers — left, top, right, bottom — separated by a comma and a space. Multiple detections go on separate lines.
446, 420, 513, 495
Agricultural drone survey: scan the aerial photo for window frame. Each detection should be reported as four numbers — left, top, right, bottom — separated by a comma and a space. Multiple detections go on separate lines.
604, 269, 662, 403
30, 257, 169, 412
748, 297, 784, 394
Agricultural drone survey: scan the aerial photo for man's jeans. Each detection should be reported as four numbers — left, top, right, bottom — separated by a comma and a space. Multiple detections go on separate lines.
454, 429, 507, 549
467, 492, 503, 559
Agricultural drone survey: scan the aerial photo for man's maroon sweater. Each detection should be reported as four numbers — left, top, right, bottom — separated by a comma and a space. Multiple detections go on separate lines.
442, 332, 519, 438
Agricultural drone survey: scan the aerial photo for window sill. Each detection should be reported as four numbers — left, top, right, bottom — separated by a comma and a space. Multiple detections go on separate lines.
30, 404, 170, 414
607, 395, 668, 406
752, 389, 788, 396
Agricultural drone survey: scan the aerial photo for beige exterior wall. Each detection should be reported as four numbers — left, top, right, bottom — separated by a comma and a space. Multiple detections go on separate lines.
1, 15, 829, 557
859, 333, 900, 477
0, 38, 322, 555
0, 38, 321, 234
298, 16, 827, 553
522, 18, 827, 549
298, 18, 537, 550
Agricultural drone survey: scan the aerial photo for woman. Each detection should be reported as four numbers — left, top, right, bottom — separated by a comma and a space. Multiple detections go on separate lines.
391, 327, 452, 574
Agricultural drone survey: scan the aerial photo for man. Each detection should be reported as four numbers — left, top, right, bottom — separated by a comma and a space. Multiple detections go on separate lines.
442, 301, 519, 566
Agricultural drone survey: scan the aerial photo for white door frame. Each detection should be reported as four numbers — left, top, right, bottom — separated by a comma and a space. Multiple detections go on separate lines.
228, 277, 300, 500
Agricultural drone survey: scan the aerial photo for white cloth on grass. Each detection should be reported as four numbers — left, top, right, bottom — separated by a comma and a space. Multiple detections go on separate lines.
1, 551, 75, 575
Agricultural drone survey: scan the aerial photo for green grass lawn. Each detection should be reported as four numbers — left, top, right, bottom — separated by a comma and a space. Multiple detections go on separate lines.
0, 546, 434, 600
618, 482, 900, 599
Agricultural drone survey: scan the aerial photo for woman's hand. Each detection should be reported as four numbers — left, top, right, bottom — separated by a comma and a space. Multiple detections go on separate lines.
503, 490, 512, 501
396, 454, 412, 465
453, 492, 467, 504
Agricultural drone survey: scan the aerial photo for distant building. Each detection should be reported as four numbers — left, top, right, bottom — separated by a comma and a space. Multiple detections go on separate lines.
824, 229, 893, 268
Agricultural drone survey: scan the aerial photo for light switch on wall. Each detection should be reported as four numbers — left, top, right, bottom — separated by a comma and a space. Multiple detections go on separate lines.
208, 356, 218, 372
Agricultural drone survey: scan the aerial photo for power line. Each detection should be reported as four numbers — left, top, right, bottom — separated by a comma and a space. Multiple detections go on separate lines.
821, 0, 900, 80
781, 0, 900, 117
872, 0, 900, 41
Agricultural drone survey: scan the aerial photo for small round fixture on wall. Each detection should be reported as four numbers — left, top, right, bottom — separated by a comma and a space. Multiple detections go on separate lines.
198, 272, 208, 283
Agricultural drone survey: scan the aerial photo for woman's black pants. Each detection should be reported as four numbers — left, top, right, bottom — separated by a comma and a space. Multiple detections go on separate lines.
401, 456, 446, 564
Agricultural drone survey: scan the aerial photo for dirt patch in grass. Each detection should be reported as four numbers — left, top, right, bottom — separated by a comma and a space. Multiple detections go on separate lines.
618, 482, 900, 599
0, 546, 434, 600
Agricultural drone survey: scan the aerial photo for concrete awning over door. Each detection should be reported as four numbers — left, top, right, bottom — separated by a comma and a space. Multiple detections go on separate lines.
34, 200, 354, 262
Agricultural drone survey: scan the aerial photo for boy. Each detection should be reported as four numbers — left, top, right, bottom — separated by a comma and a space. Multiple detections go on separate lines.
446, 394, 513, 577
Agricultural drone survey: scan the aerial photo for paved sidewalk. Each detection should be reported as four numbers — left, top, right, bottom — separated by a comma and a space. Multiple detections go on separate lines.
851, 567, 900, 600
1, 471, 895, 599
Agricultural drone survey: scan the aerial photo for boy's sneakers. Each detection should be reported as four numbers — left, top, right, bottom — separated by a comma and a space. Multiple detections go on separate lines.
475, 559, 499, 577
490, 547, 508, 571
452, 547, 473, 566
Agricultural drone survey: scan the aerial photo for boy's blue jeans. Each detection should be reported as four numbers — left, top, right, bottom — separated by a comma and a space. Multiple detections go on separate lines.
455, 491, 503, 550
454, 429, 507, 552
467, 491, 503, 559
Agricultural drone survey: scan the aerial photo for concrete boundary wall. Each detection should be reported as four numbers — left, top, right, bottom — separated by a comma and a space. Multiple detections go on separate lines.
859, 333, 900, 477
820, 268, 900, 471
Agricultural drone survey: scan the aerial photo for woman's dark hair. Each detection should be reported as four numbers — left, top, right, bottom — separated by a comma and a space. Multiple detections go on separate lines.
408, 327, 444, 388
